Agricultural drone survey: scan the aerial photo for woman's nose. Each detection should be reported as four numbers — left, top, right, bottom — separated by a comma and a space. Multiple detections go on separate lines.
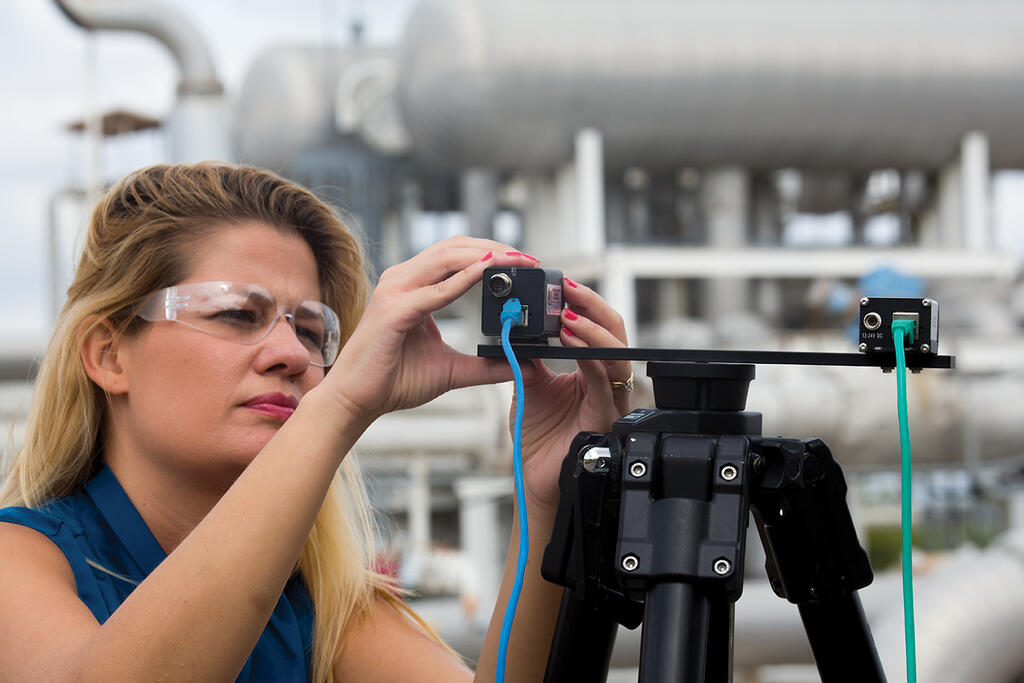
256, 315, 313, 373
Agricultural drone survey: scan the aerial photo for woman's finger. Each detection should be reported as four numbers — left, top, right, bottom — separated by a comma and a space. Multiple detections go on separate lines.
446, 354, 539, 390
561, 307, 631, 373
561, 277, 628, 345
559, 324, 614, 399
560, 308, 633, 414
380, 238, 541, 291
403, 251, 536, 315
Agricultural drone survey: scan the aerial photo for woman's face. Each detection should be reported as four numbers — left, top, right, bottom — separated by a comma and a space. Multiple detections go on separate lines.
111, 221, 327, 484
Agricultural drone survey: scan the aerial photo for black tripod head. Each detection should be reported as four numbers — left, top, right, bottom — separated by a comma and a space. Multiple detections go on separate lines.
648, 360, 754, 411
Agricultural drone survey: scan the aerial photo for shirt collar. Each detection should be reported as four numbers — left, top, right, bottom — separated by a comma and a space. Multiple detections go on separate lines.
84, 463, 168, 577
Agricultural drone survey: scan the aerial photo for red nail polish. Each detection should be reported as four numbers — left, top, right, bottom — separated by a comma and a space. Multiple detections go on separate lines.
480, 251, 493, 262
564, 276, 579, 288
506, 251, 540, 263
562, 326, 574, 337
564, 309, 579, 321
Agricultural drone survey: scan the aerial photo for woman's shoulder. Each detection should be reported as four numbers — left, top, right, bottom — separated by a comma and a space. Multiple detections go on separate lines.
0, 494, 85, 539
0, 493, 124, 623
0, 506, 78, 588
0, 495, 88, 575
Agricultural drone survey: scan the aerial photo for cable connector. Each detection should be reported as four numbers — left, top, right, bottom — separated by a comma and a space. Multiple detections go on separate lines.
891, 319, 916, 348
500, 297, 527, 327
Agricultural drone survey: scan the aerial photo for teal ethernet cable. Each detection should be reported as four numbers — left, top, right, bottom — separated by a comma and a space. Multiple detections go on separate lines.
497, 298, 528, 683
891, 319, 917, 683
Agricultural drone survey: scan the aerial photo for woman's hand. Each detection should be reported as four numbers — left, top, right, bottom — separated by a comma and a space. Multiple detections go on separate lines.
322, 237, 539, 423
517, 278, 633, 514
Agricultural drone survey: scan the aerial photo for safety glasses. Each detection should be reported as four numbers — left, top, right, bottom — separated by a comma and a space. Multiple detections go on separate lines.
136, 281, 341, 367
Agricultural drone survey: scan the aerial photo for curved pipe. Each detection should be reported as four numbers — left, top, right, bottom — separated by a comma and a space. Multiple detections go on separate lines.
872, 530, 1024, 682
54, 0, 222, 95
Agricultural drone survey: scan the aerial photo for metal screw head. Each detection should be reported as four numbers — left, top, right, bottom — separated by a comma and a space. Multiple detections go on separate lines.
629, 461, 647, 478
720, 465, 738, 481
621, 554, 639, 572
858, 343, 868, 352
920, 344, 930, 353
860, 297, 870, 306
922, 299, 931, 307
713, 558, 732, 576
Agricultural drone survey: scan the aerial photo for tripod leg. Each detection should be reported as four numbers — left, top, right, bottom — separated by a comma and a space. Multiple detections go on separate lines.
639, 582, 711, 683
798, 593, 887, 683
704, 600, 733, 683
544, 588, 618, 683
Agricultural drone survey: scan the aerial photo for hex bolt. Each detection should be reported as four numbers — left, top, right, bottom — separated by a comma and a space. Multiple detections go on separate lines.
751, 455, 765, 476
713, 558, 732, 576
858, 343, 868, 352
720, 464, 738, 481
920, 344, 930, 353
860, 297, 870, 306
582, 446, 612, 474
630, 461, 647, 478
621, 554, 640, 572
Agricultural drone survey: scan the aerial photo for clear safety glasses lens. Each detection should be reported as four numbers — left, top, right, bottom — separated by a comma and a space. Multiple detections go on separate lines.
136, 281, 341, 367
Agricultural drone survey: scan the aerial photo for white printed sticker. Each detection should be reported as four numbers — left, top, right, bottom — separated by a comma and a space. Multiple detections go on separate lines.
547, 283, 563, 316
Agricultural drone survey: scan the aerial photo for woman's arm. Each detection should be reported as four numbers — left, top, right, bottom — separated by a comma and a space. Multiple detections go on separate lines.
333, 598, 475, 681
0, 389, 368, 682
473, 500, 563, 682
474, 278, 633, 682
0, 238, 537, 682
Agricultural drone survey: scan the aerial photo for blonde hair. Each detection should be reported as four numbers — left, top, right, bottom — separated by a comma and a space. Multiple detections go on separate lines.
0, 163, 439, 681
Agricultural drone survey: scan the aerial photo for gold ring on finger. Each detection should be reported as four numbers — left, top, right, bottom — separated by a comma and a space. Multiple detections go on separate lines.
609, 374, 633, 392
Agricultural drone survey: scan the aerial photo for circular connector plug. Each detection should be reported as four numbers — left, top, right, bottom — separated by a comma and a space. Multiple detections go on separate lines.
863, 312, 882, 331
488, 272, 513, 298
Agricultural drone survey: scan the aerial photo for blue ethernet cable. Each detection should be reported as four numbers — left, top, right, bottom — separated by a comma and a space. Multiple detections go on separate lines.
892, 319, 917, 683
497, 298, 529, 683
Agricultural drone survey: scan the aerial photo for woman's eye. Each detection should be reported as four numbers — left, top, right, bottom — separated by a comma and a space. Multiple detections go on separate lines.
296, 325, 324, 347
211, 308, 261, 325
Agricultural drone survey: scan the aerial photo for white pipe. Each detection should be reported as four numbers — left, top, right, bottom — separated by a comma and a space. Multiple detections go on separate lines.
408, 453, 431, 560
961, 130, 990, 252
702, 167, 750, 319
575, 128, 606, 256
55, 0, 221, 95
55, 0, 230, 162
454, 477, 511, 623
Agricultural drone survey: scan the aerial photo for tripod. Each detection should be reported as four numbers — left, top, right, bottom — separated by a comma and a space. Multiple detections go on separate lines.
539, 361, 886, 682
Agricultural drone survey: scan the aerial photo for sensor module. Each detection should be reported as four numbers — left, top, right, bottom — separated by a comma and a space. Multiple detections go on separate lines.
858, 297, 939, 354
481, 267, 563, 341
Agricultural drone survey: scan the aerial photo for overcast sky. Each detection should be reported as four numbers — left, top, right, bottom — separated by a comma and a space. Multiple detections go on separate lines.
0, 1, 412, 342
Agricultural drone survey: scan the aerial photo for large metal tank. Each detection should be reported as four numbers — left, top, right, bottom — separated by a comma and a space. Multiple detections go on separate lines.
398, 0, 1024, 171
234, 45, 408, 169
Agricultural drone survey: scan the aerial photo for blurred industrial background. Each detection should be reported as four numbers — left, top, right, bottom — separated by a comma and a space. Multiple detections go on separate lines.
3, 1, 1024, 680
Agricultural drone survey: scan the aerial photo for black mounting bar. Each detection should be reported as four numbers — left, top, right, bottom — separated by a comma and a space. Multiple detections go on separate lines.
477, 344, 955, 371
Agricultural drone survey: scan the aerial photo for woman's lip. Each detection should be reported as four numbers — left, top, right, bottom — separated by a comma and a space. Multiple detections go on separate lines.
245, 403, 295, 420
243, 393, 298, 419
244, 393, 299, 409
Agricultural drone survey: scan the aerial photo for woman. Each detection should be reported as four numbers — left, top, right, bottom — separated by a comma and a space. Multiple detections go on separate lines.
0, 163, 632, 681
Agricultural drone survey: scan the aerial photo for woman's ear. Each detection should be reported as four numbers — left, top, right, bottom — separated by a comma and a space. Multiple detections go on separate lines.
80, 318, 130, 395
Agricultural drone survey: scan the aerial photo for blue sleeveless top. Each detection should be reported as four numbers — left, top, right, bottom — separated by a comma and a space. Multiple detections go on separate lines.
0, 463, 314, 681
